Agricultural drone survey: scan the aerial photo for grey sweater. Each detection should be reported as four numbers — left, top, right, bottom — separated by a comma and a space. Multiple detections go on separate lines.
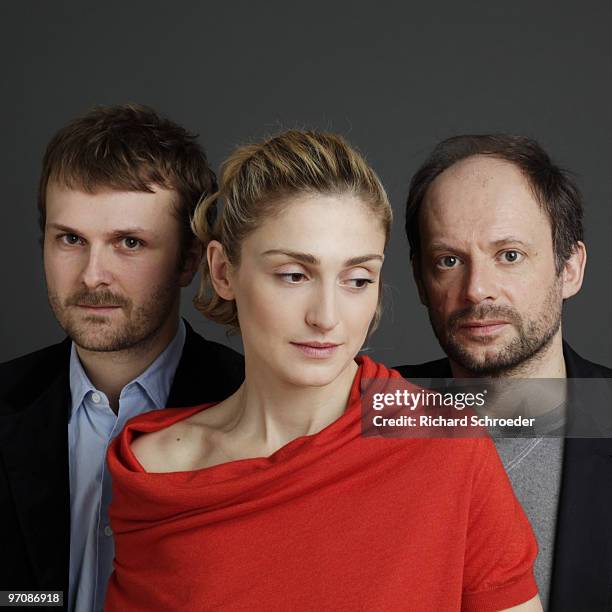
493, 436, 563, 611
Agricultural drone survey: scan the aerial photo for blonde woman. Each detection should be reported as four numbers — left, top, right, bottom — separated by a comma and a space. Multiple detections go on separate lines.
105, 131, 541, 612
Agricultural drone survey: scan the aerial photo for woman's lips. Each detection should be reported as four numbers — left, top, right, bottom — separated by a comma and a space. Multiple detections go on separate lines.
290, 342, 340, 359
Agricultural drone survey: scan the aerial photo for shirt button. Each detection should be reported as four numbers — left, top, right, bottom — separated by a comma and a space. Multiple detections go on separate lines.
104, 525, 113, 537
91, 393, 101, 404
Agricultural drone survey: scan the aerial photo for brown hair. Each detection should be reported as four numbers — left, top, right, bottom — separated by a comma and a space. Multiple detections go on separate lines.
38, 104, 217, 265
405, 134, 584, 274
192, 129, 392, 332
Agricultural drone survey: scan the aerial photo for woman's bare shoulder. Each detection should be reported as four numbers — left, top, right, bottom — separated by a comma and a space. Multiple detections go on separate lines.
131, 399, 236, 473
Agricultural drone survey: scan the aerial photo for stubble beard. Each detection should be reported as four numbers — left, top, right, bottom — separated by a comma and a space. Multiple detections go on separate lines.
429, 278, 563, 377
47, 284, 179, 354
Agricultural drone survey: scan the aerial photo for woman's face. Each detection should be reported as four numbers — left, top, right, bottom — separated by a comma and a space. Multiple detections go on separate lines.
230, 193, 386, 388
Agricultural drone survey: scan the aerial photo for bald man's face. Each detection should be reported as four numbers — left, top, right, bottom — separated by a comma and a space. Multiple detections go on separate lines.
415, 155, 564, 375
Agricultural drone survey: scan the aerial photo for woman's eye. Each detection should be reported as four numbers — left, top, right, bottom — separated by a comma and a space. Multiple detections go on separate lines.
501, 250, 522, 263
347, 278, 374, 289
437, 255, 460, 269
279, 272, 307, 284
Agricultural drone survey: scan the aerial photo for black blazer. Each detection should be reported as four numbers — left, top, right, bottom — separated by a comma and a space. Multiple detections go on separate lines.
0, 321, 244, 600
395, 342, 612, 611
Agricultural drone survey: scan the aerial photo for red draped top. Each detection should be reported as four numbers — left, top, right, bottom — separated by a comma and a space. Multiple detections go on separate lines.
105, 356, 537, 611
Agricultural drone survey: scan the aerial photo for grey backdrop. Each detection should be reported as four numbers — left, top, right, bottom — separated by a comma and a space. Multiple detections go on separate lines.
2, 1, 610, 367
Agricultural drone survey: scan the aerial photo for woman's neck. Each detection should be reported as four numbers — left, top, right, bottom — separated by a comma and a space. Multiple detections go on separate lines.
227, 358, 359, 457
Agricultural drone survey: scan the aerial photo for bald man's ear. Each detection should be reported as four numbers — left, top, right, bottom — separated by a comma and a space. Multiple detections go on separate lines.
411, 257, 429, 307
561, 241, 587, 300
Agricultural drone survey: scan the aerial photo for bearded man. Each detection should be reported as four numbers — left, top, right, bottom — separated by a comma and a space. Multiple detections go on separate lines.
395, 134, 612, 612
0, 105, 244, 611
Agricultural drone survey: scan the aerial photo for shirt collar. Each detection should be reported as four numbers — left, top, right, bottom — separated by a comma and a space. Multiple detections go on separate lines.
131, 319, 186, 408
69, 345, 95, 414
69, 319, 187, 417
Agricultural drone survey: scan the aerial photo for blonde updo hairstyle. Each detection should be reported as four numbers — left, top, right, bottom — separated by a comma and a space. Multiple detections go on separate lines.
192, 129, 392, 333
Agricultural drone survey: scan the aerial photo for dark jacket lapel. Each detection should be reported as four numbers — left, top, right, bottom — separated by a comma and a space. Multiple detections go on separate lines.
0, 365, 71, 592
166, 321, 244, 408
548, 343, 612, 611
393, 357, 452, 381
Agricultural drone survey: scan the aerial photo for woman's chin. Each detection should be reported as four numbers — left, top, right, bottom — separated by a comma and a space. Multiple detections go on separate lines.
276, 356, 357, 389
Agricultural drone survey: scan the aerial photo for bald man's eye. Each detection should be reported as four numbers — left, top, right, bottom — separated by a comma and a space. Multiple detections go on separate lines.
499, 250, 524, 264
436, 255, 461, 269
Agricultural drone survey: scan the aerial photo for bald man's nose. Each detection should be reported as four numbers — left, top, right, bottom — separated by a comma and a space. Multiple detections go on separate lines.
463, 260, 499, 304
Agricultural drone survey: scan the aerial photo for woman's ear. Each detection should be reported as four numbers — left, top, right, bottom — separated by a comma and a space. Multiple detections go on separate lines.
207, 240, 235, 300
561, 241, 587, 299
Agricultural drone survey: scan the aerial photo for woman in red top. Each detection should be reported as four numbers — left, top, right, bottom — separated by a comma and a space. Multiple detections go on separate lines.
105, 130, 541, 611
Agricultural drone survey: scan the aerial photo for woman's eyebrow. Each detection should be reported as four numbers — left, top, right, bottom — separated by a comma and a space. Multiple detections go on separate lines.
344, 254, 384, 266
261, 249, 319, 264
261, 250, 383, 266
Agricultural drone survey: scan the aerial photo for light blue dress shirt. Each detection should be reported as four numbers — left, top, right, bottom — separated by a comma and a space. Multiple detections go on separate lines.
67, 320, 186, 612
